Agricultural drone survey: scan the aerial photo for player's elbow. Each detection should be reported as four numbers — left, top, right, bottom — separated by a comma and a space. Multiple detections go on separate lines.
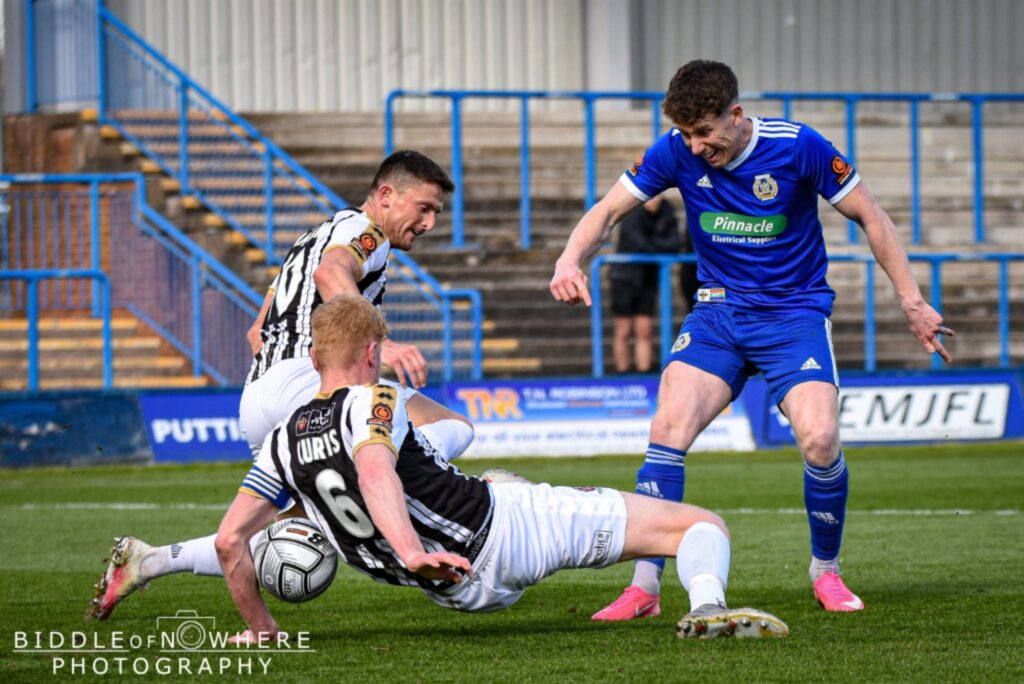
214, 530, 244, 564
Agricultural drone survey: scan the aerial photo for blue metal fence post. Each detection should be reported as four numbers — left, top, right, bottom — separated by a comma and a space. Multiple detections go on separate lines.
590, 256, 605, 377
89, 180, 101, 317
96, 0, 107, 122
583, 96, 597, 210
179, 79, 190, 194
846, 97, 859, 243
519, 96, 531, 250
264, 151, 274, 258
100, 275, 112, 388
442, 298, 453, 382
25, 0, 38, 113
27, 279, 39, 391
450, 94, 465, 248
998, 258, 1009, 368
970, 98, 985, 242
909, 99, 921, 244
783, 97, 792, 121
191, 257, 202, 377
650, 98, 661, 141
384, 91, 398, 156
659, 259, 673, 364
864, 260, 876, 372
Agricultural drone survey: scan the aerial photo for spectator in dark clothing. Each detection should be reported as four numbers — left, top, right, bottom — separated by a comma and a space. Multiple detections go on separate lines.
610, 194, 680, 373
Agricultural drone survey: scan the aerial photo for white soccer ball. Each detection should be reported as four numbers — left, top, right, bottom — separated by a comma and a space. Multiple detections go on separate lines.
252, 518, 338, 603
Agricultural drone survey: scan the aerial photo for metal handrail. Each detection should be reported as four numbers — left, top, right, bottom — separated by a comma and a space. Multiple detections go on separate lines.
0, 269, 112, 390
589, 252, 1024, 377
385, 89, 1024, 248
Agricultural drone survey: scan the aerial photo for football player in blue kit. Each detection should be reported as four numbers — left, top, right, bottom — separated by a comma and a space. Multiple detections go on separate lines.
551, 60, 954, 619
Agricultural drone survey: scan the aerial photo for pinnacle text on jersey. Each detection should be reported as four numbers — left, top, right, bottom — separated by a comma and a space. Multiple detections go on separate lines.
699, 212, 788, 236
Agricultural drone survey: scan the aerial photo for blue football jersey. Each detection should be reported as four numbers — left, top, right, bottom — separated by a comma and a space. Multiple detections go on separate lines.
620, 117, 861, 316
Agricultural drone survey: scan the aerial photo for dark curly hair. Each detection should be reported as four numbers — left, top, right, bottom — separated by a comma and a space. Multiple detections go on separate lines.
662, 60, 739, 126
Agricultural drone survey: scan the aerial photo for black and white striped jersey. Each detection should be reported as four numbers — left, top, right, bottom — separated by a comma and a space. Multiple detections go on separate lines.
246, 209, 390, 385
241, 384, 494, 590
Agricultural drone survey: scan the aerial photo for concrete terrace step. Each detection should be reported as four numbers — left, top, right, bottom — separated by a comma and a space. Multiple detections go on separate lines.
0, 375, 211, 391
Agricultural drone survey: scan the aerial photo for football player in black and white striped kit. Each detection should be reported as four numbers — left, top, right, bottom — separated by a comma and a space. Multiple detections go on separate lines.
87, 152, 478, 621
216, 295, 789, 641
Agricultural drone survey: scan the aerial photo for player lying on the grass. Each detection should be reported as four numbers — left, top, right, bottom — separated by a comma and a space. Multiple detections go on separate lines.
215, 294, 789, 641
85, 386, 487, 620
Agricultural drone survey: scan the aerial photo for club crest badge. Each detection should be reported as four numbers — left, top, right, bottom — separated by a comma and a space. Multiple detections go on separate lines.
753, 174, 778, 201
671, 332, 691, 353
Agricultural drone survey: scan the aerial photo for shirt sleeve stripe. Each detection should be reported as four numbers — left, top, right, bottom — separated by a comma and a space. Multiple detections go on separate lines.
241, 466, 290, 508
353, 437, 399, 458
828, 172, 861, 204
618, 173, 651, 202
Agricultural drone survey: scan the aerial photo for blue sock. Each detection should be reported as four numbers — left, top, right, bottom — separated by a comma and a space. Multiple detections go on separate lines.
804, 450, 849, 562
634, 443, 686, 572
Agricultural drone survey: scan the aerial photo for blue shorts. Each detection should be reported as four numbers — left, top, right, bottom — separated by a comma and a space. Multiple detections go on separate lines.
666, 304, 839, 405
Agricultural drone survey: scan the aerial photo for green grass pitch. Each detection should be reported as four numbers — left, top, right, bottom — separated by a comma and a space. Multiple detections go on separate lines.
1, 442, 1022, 682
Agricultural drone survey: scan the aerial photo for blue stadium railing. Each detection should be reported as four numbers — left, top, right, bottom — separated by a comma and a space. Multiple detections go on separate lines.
19, 0, 484, 381
385, 89, 1024, 248
588, 253, 1024, 377
1, 174, 482, 384
0, 270, 112, 391
0, 173, 262, 386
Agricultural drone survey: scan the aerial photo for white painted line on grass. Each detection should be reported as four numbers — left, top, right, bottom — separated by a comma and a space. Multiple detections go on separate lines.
720, 507, 1020, 516
7, 503, 1020, 516
13, 502, 227, 511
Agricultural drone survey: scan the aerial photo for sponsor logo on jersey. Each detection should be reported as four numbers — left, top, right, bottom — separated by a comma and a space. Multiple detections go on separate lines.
699, 212, 787, 236
753, 173, 779, 200
831, 156, 854, 185
671, 332, 692, 352
697, 174, 714, 189
344, 225, 386, 265
697, 288, 726, 302
629, 153, 644, 176
368, 385, 398, 433
295, 405, 335, 435
591, 530, 613, 564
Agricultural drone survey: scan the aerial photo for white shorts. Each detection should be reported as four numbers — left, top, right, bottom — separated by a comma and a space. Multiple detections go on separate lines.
239, 357, 417, 456
424, 482, 628, 612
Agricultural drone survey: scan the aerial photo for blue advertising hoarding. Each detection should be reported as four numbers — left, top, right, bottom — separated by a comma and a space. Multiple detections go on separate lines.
137, 392, 249, 463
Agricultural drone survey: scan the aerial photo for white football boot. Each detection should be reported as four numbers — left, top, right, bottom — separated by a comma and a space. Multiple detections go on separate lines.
676, 603, 789, 639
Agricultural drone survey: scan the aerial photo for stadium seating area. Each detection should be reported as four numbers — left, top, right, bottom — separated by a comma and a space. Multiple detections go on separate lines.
3, 101, 1023, 385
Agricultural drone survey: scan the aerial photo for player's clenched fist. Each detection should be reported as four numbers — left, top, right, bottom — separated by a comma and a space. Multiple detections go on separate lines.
550, 261, 592, 307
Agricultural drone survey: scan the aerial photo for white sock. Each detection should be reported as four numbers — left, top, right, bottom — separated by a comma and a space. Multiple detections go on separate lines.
809, 555, 839, 582
630, 560, 664, 595
418, 419, 474, 461
676, 522, 730, 611
165, 534, 223, 577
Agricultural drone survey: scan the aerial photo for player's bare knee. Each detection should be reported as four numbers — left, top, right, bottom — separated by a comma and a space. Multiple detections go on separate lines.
649, 408, 689, 447
799, 427, 840, 467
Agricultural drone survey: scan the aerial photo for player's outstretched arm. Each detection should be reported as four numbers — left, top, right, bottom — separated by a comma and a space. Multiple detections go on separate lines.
551, 181, 643, 307
354, 444, 471, 582
835, 184, 955, 362
216, 493, 281, 641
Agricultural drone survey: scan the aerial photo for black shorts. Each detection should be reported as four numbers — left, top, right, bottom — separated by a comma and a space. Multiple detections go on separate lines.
610, 266, 658, 317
